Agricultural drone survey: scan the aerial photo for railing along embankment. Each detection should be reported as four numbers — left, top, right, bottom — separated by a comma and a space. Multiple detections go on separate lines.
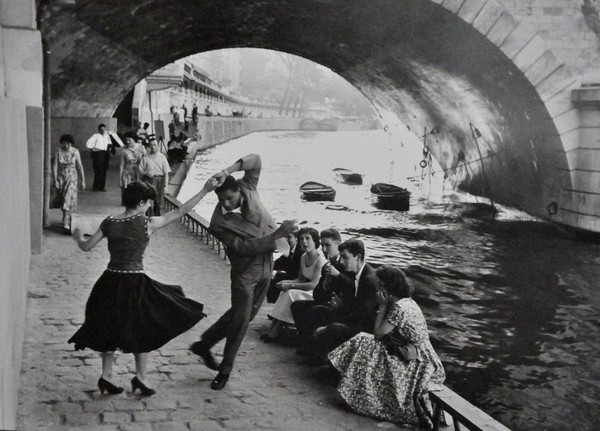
163, 195, 227, 260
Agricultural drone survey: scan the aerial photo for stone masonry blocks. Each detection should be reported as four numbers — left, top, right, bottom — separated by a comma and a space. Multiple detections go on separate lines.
500, 21, 536, 60
3, 28, 42, 107
486, 11, 519, 46
524, 50, 563, 87
0, 0, 36, 29
442, 0, 465, 14
457, 0, 487, 24
472, 0, 504, 35
513, 34, 548, 71
536, 66, 579, 102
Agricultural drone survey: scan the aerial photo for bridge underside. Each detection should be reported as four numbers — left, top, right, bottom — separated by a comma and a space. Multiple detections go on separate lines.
42, 0, 571, 223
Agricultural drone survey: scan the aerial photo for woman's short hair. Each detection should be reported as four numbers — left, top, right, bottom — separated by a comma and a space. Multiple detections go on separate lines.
298, 227, 320, 249
122, 181, 156, 209
375, 265, 413, 298
59, 134, 74, 144
215, 175, 240, 194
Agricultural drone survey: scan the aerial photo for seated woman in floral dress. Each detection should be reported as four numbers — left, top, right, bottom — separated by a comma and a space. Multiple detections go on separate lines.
261, 227, 327, 342
328, 265, 445, 428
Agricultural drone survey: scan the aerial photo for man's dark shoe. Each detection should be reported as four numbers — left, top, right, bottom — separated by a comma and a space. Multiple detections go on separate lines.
210, 372, 230, 390
190, 341, 219, 370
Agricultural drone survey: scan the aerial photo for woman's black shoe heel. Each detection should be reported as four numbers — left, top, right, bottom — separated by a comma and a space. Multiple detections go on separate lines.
210, 372, 230, 390
98, 377, 124, 395
131, 376, 156, 396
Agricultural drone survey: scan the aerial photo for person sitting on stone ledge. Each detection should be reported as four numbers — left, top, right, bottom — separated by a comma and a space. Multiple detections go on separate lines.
328, 265, 446, 428
261, 227, 327, 343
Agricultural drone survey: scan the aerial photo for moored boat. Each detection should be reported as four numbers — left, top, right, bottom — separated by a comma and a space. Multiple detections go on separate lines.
370, 183, 410, 211
300, 181, 336, 201
333, 168, 364, 185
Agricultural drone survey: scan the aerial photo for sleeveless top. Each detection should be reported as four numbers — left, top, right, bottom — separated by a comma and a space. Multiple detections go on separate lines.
100, 214, 149, 273
299, 250, 327, 283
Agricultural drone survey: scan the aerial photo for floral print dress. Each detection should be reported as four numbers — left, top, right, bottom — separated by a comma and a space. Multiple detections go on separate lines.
328, 298, 446, 428
55, 148, 80, 211
121, 144, 145, 188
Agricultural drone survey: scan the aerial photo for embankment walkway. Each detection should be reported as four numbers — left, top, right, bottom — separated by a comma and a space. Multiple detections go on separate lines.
16, 157, 410, 430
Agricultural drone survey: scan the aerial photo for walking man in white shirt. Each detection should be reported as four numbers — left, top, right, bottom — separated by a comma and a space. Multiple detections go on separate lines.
86, 123, 113, 192
139, 135, 171, 216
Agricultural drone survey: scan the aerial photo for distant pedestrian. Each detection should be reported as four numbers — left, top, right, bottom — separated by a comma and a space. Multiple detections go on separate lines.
138, 135, 170, 216
205, 105, 213, 117
192, 103, 198, 125
189, 153, 297, 390
119, 132, 145, 191
52, 134, 85, 230
137, 122, 150, 139
69, 179, 217, 396
85, 123, 113, 192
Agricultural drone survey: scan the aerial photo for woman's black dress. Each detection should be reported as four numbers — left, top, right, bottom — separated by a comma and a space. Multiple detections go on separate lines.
69, 214, 206, 353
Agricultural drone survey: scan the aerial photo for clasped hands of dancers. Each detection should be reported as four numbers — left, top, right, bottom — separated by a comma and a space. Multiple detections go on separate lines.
69, 153, 297, 395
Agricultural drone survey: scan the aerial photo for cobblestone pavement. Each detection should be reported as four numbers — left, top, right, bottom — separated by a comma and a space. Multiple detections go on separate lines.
17, 182, 410, 430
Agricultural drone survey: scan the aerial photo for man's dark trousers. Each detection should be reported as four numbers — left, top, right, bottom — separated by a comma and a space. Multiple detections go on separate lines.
91, 150, 109, 191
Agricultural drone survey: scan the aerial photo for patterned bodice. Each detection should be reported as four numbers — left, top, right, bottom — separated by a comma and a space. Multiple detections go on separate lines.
100, 214, 150, 273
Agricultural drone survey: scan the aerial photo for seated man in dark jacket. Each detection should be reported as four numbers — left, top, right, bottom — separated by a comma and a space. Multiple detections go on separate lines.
266, 227, 301, 303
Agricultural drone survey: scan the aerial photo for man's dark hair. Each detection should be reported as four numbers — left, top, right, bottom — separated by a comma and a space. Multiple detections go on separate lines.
98, 123, 107, 131
122, 181, 156, 209
320, 228, 341, 242
143, 122, 149, 128
59, 134, 75, 145
338, 238, 365, 260
375, 265, 413, 298
215, 175, 240, 194
298, 227, 321, 249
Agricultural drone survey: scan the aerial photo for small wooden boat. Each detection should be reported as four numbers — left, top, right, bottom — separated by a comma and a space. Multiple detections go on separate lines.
333, 168, 364, 185
370, 183, 410, 211
300, 181, 336, 201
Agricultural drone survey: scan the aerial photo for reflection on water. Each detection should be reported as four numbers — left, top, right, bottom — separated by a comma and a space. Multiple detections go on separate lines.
178, 130, 600, 430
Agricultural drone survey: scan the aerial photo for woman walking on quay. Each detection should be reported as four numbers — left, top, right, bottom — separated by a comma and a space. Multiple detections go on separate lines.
68, 179, 217, 396
119, 132, 146, 190
52, 134, 85, 230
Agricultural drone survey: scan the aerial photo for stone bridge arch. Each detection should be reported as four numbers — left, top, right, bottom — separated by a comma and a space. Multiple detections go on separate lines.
41, 0, 597, 230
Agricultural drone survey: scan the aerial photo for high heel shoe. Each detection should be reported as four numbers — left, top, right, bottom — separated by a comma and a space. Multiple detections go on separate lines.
131, 376, 156, 396
97, 377, 124, 395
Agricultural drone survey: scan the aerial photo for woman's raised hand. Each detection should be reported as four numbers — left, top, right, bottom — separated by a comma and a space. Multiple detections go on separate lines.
203, 177, 219, 192
210, 170, 228, 187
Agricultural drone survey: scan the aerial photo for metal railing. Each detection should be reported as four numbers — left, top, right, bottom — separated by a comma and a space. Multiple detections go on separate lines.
429, 386, 511, 431
163, 195, 227, 260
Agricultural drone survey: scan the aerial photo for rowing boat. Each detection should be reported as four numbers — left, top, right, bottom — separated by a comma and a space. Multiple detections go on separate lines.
300, 181, 336, 201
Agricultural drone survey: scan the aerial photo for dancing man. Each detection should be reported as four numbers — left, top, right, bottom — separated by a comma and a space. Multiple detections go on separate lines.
190, 153, 296, 390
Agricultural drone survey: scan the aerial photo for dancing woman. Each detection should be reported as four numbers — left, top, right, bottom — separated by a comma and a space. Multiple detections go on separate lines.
69, 179, 216, 396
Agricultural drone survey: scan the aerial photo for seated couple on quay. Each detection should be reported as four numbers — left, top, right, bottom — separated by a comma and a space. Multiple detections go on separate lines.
262, 229, 379, 362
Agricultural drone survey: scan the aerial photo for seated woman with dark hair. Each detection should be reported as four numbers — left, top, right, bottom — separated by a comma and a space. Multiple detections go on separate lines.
328, 265, 445, 428
261, 227, 327, 342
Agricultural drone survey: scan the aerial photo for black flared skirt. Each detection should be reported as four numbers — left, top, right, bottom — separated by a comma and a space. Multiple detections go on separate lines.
68, 271, 206, 353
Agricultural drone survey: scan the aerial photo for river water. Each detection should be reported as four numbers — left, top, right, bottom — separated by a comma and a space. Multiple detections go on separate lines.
178, 130, 600, 431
